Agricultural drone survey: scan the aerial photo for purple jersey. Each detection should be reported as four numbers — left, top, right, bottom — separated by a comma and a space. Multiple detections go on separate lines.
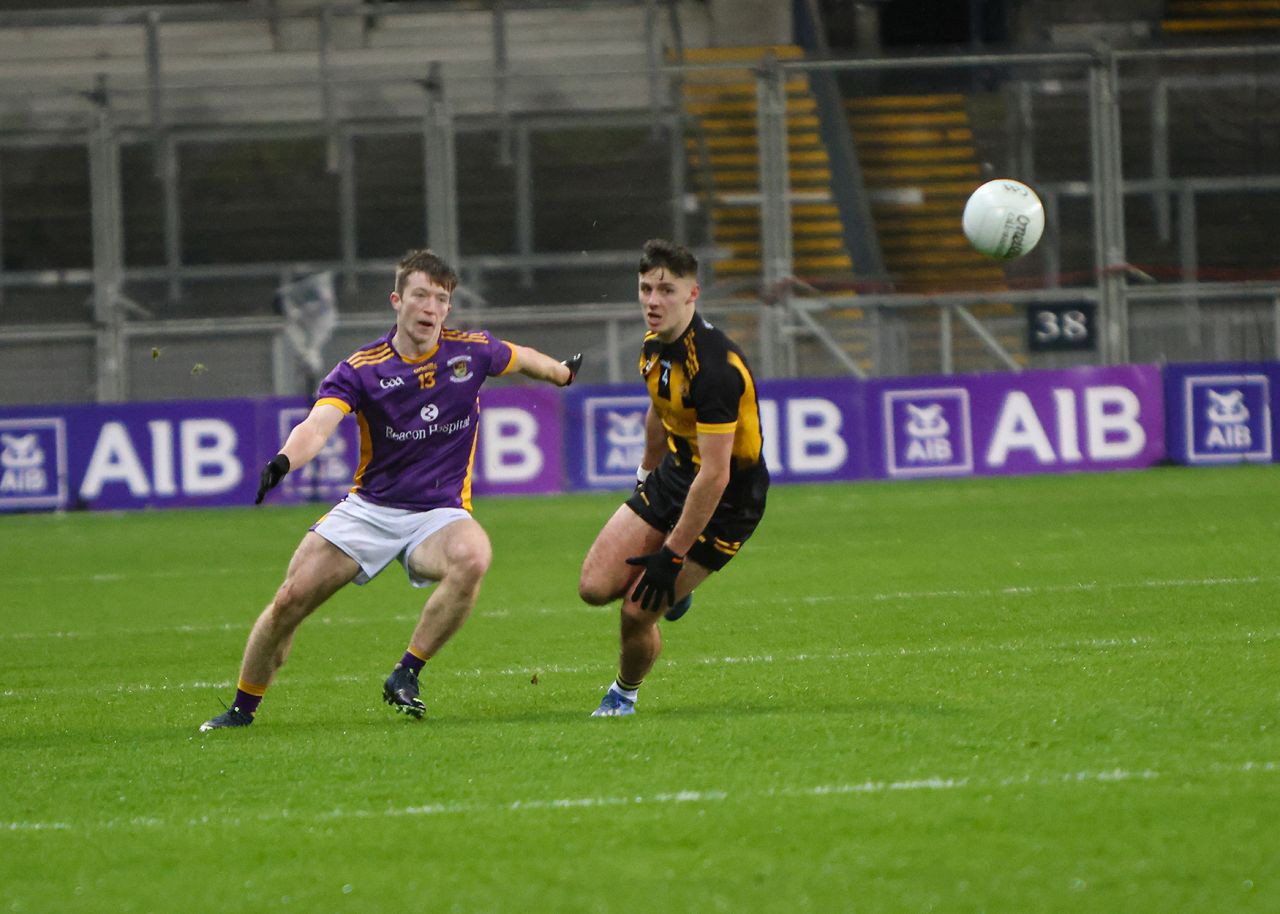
315, 327, 515, 511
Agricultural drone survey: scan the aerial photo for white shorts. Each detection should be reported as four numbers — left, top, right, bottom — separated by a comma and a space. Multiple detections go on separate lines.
311, 492, 471, 588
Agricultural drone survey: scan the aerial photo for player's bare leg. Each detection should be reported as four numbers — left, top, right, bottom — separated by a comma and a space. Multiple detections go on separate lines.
616, 562, 709, 681
383, 518, 492, 718
579, 505, 664, 605
240, 533, 360, 686
405, 517, 492, 656
582, 507, 712, 716
200, 533, 359, 731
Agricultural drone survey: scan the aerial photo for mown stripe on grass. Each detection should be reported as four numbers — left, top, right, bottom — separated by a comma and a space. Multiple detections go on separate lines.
3, 628, 1276, 700
2, 574, 1274, 643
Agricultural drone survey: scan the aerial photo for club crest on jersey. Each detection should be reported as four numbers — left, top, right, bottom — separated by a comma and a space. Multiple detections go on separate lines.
447, 355, 474, 382
420, 403, 439, 422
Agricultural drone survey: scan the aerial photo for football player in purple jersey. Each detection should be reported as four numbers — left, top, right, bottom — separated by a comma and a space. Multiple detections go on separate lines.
579, 239, 769, 717
200, 249, 581, 731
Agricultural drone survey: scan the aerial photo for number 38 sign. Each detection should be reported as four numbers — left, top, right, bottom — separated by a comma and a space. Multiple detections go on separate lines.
1027, 303, 1096, 352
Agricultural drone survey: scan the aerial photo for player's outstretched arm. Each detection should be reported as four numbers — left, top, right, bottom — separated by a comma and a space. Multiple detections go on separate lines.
508, 344, 581, 386
256, 402, 345, 504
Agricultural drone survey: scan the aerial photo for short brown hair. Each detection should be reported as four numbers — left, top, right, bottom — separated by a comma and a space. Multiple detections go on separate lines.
395, 249, 459, 296
639, 238, 698, 279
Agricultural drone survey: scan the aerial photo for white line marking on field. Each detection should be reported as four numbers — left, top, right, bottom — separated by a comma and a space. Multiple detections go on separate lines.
3, 626, 1277, 700
3, 761, 1273, 834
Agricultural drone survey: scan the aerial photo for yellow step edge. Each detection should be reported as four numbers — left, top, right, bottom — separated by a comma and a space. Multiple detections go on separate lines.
705, 150, 832, 167
846, 94, 966, 110
852, 128, 975, 146
1162, 16, 1280, 29
681, 45, 805, 62
795, 254, 855, 270
681, 79, 811, 96
710, 203, 841, 220
713, 219, 845, 239
726, 238, 850, 255
688, 133, 823, 150
697, 115, 820, 131
849, 111, 969, 128
863, 163, 983, 180
712, 256, 857, 274
714, 168, 833, 185
687, 98, 817, 115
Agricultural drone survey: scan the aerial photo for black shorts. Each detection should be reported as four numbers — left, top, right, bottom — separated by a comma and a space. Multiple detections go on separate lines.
625, 455, 768, 571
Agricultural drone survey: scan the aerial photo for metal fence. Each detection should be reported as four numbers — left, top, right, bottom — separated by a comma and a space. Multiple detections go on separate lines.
0, 2, 1277, 405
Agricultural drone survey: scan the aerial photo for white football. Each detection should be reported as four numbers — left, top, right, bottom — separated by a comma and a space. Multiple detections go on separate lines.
962, 179, 1044, 260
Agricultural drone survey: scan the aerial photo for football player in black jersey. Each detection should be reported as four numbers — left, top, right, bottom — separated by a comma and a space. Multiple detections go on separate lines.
580, 239, 769, 716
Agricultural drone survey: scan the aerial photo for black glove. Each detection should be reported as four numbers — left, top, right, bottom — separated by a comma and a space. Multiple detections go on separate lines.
561, 353, 583, 386
625, 545, 685, 612
255, 454, 290, 504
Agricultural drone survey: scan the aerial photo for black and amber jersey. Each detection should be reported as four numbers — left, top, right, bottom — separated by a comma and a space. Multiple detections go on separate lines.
640, 312, 765, 478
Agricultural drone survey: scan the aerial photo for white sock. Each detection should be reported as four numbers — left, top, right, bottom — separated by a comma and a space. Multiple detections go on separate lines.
611, 682, 639, 702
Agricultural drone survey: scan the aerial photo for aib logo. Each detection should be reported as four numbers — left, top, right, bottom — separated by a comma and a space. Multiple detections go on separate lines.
884, 389, 972, 478
904, 403, 952, 462
0, 418, 66, 509
584, 395, 649, 486
1185, 375, 1270, 463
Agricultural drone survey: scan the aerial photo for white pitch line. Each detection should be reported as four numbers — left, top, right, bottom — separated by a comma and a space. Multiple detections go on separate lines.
2, 761, 1273, 835
2, 574, 1274, 644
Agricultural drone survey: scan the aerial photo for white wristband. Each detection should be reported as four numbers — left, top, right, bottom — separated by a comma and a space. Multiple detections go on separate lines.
636, 466, 651, 484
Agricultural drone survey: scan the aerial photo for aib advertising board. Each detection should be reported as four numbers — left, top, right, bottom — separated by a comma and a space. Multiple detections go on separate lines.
562, 377, 868, 490
1162, 362, 1277, 465
0, 390, 564, 513
2, 361, 1275, 513
868, 365, 1166, 479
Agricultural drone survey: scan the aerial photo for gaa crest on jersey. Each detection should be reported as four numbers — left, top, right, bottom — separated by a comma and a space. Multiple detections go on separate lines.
0, 417, 67, 509
883, 388, 973, 478
448, 355, 474, 382
1184, 374, 1270, 463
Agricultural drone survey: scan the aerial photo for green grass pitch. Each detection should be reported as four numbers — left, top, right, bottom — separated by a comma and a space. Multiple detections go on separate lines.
1, 465, 1277, 913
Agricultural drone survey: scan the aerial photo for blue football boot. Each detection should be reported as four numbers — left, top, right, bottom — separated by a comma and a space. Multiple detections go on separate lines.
591, 689, 636, 717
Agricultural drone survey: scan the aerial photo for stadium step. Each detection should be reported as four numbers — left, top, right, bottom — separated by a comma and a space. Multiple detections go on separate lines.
681, 45, 869, 373
848, 93, 1025, 371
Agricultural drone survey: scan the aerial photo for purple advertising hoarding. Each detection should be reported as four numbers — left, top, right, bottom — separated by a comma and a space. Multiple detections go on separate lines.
8, 361, 1276, 513
867, 364, 1167, 479
562, 377, 868, 490
0, 388, 564, 513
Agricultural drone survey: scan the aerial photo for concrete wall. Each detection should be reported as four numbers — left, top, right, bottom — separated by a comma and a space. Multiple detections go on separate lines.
708, 0, 792, 46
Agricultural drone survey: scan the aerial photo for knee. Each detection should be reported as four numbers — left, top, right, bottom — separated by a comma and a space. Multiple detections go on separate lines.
269, 579, 312, 627
578, 562, 620, 606
578, 576, 609, 606
447, 538, 492, 588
